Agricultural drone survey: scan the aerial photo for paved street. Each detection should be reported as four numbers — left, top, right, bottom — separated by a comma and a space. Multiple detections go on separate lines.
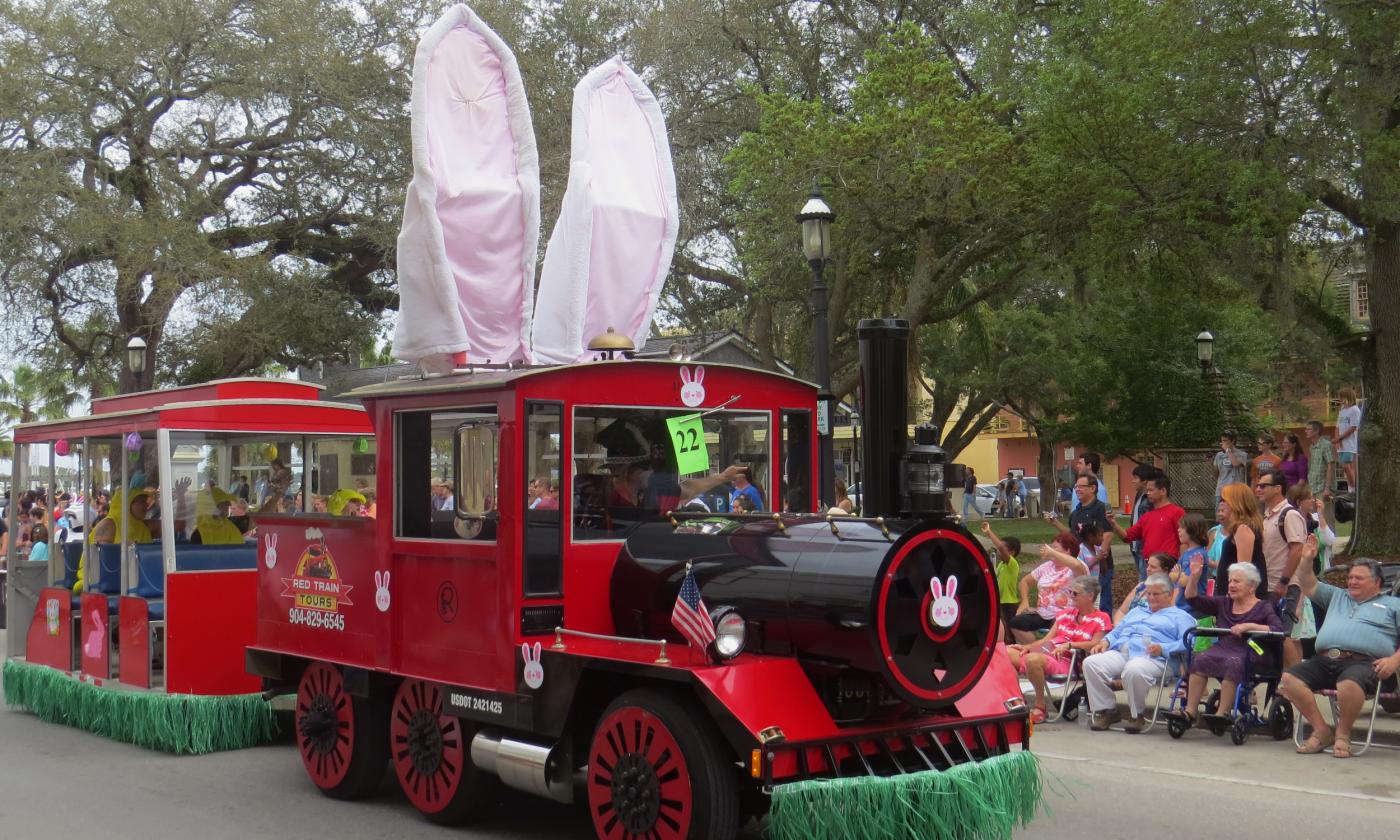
3, 637, 1399, 838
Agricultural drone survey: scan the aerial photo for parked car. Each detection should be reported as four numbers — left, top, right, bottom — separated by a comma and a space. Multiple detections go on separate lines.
970, 483, 1000, 516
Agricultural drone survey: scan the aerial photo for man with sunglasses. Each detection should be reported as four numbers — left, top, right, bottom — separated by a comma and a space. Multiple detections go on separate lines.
1256, 467, 1308, 597
1280, 548, 1400, 758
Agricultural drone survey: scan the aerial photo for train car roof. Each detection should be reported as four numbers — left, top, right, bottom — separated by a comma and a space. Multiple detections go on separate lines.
343, 359, 817, 401
14, 378, 370, 443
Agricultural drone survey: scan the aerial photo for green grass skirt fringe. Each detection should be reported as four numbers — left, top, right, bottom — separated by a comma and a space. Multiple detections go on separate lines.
768, 749, 1043, 840
3, 659, 278, 754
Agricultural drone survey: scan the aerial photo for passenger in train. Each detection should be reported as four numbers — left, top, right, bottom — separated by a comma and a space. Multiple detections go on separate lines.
76, 487, 155, 593
327, 488, 367, 516
190, 486, 246, 545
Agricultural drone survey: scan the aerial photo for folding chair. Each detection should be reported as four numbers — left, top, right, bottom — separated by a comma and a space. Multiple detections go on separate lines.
1042, 649, 1085, 723
1293, 675, 1400, 757
1137, 651, 1186, 733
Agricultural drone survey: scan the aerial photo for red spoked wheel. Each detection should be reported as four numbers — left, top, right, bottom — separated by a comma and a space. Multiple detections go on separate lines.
295, 662, 388, 800
587, 689, 738, 840
390, 679, 494, 824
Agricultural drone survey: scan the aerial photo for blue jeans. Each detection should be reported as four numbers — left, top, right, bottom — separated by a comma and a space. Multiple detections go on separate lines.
1098, 564, 1114, 613
963, 491, 978, 519
1131, 543, 1145, 579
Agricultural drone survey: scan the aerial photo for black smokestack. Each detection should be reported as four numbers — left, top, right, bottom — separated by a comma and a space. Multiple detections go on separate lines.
858, 318, 910, 518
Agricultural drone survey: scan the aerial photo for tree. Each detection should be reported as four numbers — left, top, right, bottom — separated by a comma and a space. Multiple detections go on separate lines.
0, 363, 80, 462
0, 0, 431, 390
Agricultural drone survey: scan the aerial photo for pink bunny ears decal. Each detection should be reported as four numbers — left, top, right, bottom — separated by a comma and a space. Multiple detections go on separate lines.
679, 365, 706, 407
928, 575, 960, 629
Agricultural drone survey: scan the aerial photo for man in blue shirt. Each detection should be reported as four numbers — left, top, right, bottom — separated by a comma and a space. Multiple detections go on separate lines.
1281, 543, 1400, 758
1082, 575, 1196, 732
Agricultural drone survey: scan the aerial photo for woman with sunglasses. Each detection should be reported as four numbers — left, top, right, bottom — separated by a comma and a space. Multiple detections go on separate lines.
1007, 575, 1110, 723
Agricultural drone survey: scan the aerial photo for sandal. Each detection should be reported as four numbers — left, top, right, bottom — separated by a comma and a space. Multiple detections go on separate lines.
1030, 706, 1048, 724
1333, 737, 1353, 759
1296, 728, 1333, 754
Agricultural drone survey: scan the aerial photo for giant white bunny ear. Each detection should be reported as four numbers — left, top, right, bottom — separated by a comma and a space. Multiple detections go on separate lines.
930, 577, 943, 600
531, 56, 679, 363
945, 576, 957, 599
393, 4, 540, 369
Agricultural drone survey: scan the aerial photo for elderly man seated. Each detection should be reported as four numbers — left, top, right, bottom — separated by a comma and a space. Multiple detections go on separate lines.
1280, 541, 1400, 758
1083, 574, 1197, 732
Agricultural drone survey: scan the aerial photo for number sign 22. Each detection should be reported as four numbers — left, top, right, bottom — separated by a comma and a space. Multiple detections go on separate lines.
666, 413, 709, 475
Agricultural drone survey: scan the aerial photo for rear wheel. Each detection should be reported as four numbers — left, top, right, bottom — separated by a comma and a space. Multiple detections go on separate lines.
1167, 716, 1187, 739
587, 689, 739, 840
390, 679, 495, 825
295, 662, 388, 800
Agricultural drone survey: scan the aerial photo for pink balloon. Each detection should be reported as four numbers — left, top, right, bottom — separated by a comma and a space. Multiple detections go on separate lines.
54, 439, 70, 456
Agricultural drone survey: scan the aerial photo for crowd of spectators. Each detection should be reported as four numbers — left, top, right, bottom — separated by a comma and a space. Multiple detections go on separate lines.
987, 417, 1399, 757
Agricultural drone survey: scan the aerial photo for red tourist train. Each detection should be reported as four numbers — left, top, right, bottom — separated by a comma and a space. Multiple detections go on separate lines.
248, 320, 1035, 839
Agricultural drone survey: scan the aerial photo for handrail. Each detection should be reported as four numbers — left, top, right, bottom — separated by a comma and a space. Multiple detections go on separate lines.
550, 626, 671, 665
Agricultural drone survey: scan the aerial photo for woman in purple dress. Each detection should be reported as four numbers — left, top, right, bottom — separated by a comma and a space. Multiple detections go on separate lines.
1279, 433, 1309, 491
1181, 563, 1282, 725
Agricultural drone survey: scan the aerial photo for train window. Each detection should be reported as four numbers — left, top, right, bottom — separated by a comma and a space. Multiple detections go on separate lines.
571, 406, 771, 541
781, 410, 813, 513
523, 402, 563, 596
395, 407, 498, 541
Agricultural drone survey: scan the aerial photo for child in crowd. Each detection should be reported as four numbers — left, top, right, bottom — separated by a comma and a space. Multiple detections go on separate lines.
1114, 552, 1176, 625
1176, 513, 1211, 610
28, 522, 50, 563
981, 522, 1023, 642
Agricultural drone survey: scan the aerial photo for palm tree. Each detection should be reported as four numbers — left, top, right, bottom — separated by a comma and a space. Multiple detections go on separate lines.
0, 364, 80, 426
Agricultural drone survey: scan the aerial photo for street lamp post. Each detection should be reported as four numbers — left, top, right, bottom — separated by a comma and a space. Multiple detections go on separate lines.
126, 336, 147, 392
797, 183, 836, 508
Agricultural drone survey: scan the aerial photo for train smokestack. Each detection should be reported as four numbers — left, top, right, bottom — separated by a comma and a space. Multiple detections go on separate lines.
857, 318, 910, 518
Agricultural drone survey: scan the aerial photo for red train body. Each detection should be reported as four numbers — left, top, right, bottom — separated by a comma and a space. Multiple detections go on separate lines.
249, 356, 1030, 837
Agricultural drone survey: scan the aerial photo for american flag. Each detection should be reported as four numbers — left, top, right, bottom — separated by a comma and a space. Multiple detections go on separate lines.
671, 565, 716, 652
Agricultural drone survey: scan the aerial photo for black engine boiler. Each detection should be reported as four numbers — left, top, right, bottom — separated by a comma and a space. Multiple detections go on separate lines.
610, 515, 999, 711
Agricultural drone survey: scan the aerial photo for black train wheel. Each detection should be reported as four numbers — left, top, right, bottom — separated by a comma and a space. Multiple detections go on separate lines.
390, 678, 496, 824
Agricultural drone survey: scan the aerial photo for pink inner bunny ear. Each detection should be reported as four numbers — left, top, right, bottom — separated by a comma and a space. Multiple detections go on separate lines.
945, 576, 958, 597
694, 366, 704, 383
929, 577, 942, 599
532, 642, 541, 659
521, 642, 530, 659
680, 367, 691, 384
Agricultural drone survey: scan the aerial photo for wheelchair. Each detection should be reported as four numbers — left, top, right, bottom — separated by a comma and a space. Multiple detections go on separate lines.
1164, 626, 1292, 745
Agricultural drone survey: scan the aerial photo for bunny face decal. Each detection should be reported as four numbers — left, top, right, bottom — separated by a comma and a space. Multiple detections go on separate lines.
679, 365, 706, 407
928, 575, 961, 630
264, 533, 279, 569
374, 571, 391, 612
521, 642, 544, 690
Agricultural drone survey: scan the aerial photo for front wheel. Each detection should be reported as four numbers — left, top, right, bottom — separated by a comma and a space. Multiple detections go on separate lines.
587, 689, 739, 840
1230, 717, 1250, 746
1167, 717, 1187, 739
295, 662, 388, 800
1268, 696, 1293, 741
390, 678, 496, 824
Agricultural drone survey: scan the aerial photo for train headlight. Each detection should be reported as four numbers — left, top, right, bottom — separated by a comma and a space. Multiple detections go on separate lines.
711, 607, 747, 659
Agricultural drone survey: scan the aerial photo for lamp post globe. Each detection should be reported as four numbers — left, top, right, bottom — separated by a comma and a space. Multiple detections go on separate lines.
126, 336, 147, 387
797, 183, 836, 507
1195, 329, 1214, 374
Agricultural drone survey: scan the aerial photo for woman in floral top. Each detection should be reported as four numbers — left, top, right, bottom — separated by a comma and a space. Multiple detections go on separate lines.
1008, 532, 1089, 645
1008, 576, 1112, 722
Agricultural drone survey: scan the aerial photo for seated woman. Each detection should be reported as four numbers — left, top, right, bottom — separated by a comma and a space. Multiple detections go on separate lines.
1008, 533, 1090, 645
77, 488, 154, 593
1180, 562, 1283, 726
1114, 553, 1177, 625
1007, 575, 1110, 723
190, 486, 246, 545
